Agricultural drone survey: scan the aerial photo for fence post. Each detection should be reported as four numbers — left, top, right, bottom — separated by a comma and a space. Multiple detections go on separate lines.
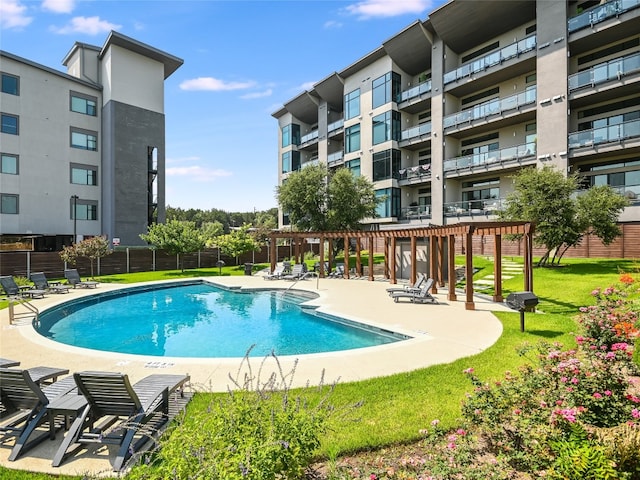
152, 249, 156, 271
26, 251, 31, 278
198, 251, 201, 268
126, 248, 130, 273
97, 257, 101, 276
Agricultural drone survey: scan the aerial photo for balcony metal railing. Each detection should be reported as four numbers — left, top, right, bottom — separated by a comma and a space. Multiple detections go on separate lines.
327, 151, 344, 167
568, 0, 640, 33
444, 87, 536, 129
568, 118, 640, 149
328, 118, 344, 132
444, 198, 506, 217
400, 122, 432, 141
400, 205, 431, 220
397, 164, 432, 182
569, 52, 640, 91
613, 183, 640, 204
444, 142, 536, 172
397, 80, 432, 103
300, 130, 318, 144
444, 35, 536, 85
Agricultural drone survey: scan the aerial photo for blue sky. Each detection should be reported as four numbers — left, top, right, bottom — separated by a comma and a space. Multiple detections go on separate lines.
1, 0, 442, 212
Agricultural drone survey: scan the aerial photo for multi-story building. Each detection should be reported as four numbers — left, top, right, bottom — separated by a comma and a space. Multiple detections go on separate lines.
1, 31, 182, 250
273, 0, 640, 230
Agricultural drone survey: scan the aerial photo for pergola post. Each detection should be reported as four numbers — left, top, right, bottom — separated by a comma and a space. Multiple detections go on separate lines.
368, 235, 374, 281
429, 235, 438, 294
355, 238, 362, 277
493, 233, 503, 302
270, 239, 277, 272
524, 223, 534, 291
390, 237, 397, 284
410, 235, 417, 285
328, 238, 334, 274
448, 234, 457, 301
437, 235, 445, 287
465, 229, 475, 310
344, 234, 350, 279
319, 236, 325, 277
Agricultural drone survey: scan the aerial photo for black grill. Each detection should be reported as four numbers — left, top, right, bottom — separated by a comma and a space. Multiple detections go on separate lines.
506, 291, 539, 312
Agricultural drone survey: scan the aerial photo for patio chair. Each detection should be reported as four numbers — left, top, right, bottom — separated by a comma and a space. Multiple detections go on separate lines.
264, 264, 285, 280
328, 263, 345, 278
386, 274, 428, 296
63, 269, 98, 289
52, 371, 190, 471
282, 263, 306, 281
390, 278, 438, 304
0, 275, 47, 299
0, 358, 20, 368
0, 368, 77, 461
30, 272, 72, 294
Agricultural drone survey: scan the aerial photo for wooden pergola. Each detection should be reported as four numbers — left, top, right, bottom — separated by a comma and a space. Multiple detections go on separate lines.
268, 221, 535, 310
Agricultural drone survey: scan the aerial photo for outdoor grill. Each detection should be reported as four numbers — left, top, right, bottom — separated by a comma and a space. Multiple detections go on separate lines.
506, 291, 539, 332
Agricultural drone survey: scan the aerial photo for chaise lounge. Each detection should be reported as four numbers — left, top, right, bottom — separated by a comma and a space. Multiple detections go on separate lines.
30, 272, 72, 294
390, 279, 438, 304
63, 269, 99, 289
386, 274, 428, 296
0, 275, 47, 299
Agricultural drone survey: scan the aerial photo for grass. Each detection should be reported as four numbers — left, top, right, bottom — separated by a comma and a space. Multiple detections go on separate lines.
1, 256, 635, 478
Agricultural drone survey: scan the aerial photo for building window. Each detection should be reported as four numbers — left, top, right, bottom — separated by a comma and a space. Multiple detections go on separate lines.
71, 164, 98, 185
375, 187, 400, 218
345, 89, 360, 120
1, 154, 18, 174
346, 159, 360, 176
282, 151, 300, 173
372, 72, 400, 108
70, 92, 97, 116
345, 124, 361, 153
372, 111, 401, 145
72, 201, 98, 221
373, 149, 401, 181
282, 124, 300, 147
71, 129, 98, 151
462, 178, 500, 210
0, 193, 18, 214
1, 74, 19, 95
1, 113, 18, 135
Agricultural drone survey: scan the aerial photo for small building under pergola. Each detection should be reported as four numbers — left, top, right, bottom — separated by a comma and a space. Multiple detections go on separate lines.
268, 221, 535, 311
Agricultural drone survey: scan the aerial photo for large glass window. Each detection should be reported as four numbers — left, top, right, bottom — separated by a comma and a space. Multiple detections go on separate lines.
72, 201, 98, 221
282, 151, 300, 173
346, 159, 360, 177
71, 129, 98, 151
372, 111, 401, 145
372, 149, 401, 181
345, 124, 361, 153
462, 178, 500, 210
1, 74, 19, 95
70, 93, 97, 116
0, 193, 18, 214
282, 124, 300, 147
1, 113, 18, 135
71, 164, 98, 185
345, 89, 360, 120
1, 154, 18, 174
375, 187, 401, 218
372, 72, 401, 108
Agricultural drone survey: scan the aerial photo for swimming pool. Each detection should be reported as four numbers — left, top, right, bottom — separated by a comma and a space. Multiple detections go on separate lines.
35, 281, 407, 358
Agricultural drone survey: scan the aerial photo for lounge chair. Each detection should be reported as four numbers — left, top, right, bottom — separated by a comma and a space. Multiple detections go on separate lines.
0, 368, 77, 461
0, 275, 47, 299
30, 272, 72, 294
0, 358, 20, 368
390, 279, 438, 304
282, 263, 306, 281
386, 274, 428, 296
52, 371, 190, 471
264, 264, 285, 280
63, 269, 98, 289
328, 263, 345, 278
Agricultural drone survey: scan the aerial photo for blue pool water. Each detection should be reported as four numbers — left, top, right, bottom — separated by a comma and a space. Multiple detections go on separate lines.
36, 281, 406, 358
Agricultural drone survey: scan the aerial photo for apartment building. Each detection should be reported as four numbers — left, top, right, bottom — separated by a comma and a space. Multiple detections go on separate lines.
273, 0, 640, 230
0, 31, 182, 250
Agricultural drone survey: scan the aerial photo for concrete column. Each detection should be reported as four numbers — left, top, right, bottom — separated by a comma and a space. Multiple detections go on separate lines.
429, 36, 446, 225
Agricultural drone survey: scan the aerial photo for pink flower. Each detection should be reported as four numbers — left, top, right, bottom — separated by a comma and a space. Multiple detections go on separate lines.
571, 377, 579, 384
632, 409, 640, 419
463, 368, 474, 374
513, 409, 522, 415
593, 392, 602, 399
447, 442, 456, 450
370, 474, 377, 480
604, 390, 612, 396
431, 419, 440, 426
456, 429, 466, 436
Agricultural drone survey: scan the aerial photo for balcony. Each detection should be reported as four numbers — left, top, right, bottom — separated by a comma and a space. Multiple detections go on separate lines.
568, 0, 640, 33
397, 164, 432, 185
444, 142, 536, 173
444, 35, 536, 85
569, 52, 640, 92
444, 87, 536, 130
400, 122, 432, 142
328, 118, 344, 134
399, 205, 431, 221
568, 118, 640, 149
397, 80, 432, 104
444, 198, 506, 217
299, 129, 318, 147
327, 151, 344, 168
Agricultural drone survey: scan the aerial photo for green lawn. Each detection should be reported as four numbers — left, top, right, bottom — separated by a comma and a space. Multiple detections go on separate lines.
1, 257, 634, 478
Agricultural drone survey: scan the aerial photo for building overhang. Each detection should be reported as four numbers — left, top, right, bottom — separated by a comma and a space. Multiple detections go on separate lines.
382, 20, 433, 76
313, 73, 344, 111
339, 46, 387, 79
283, 91, 320, 125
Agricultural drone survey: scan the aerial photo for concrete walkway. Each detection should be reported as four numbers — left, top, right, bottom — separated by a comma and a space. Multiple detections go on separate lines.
0, 274, 510, 477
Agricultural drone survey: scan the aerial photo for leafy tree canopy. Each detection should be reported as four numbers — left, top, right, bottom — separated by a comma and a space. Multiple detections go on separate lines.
215, 224, 261, 264
140, 220, 206, 271
59, 236, 112, 278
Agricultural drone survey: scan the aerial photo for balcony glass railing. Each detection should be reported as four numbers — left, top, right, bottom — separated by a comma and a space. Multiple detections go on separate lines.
328, 119, 344, 132
400, 205, 431, 220
327, 151, 344, 167
444, 198, 506, 216
444, 142, 536, 171
568, 118, 640, 149
569, 52, 640, 91
397, 80, 432, 103
444, 87, 536, 129
444, 35, 536, 84
398, 163, 432, 182
400, 122, 432, 141
300, 130, 318, 144
568, 0, 640, 33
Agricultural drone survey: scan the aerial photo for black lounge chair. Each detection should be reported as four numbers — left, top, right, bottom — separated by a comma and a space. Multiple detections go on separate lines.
63, 269, 98, 289
386, 274, 428, 296
30, 272, 72, 294
0, 275, 46, 299
52, 371, 190, 471
264, 264, 285, 280
0, 368, 76, 461
328, 263, 345, 278
390, 278, 438, 304
282, 263, 306, 281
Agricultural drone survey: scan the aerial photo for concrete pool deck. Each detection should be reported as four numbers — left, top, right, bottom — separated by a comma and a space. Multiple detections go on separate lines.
0, 274, 511, 476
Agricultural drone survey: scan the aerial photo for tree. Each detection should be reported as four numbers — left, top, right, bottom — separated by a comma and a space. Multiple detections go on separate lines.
59, 236, 112, 278
276, 165, 379, 231
215, 224, 261, 265
500, 166, 628, 266
140, 220, 206, 271
200, 221, 224, 248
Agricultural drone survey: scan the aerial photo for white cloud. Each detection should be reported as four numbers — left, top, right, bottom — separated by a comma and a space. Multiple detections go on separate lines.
42, 0, 75, 14
0, 0, 33, 29
345, 0, 431, 19
50, 16, 121, 35
166, 165, 233, 182
179, 77, 256, 92
324, 20, 343, 29
297, 81, 316, 92
240, 89, 273, 100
